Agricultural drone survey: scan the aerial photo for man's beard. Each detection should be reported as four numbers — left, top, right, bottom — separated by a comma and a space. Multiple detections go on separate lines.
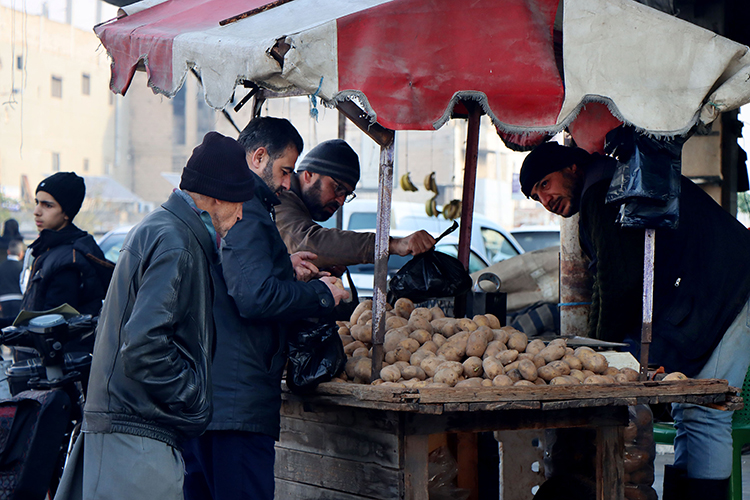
301, 178, 340, 222
259, 159, 283, 195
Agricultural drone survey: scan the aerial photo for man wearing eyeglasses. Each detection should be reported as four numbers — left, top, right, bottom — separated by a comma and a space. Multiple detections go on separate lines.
276, 139, 435, 277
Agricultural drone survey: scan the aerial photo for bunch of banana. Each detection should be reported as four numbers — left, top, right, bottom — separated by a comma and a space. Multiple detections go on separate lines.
399, 172, 418, 192
424, 172, 439, 194
425, 195, 439, 217
443, 199, 462, 220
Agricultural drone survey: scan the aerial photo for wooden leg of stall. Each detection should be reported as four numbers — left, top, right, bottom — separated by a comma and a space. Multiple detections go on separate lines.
404, 434, 429, 500
456, 433, 479, 500
595, 425, 625, 500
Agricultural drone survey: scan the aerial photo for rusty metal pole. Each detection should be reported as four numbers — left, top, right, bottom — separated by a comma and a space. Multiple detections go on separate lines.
639, 229, 655, 381
336, 111, 346, 230
370, 139, 395, 381
453, 102, 480, 319
559, 214, 591, 337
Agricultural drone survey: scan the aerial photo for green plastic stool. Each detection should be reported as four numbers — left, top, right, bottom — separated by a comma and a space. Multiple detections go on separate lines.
653, 367, 750, 500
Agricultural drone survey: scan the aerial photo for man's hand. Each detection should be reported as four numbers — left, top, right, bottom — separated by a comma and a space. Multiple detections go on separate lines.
320, 276, 350, 306
389, 230, 436, 256
290, 251, 330, 282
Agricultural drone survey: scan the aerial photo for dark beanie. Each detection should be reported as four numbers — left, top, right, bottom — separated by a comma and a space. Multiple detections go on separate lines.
180, 132, 256, 202
36, 172, 86, 220
297, 139, 360, 188
520, 142, 592, 197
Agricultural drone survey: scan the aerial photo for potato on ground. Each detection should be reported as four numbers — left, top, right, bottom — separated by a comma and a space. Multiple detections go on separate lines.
507, 332, 528, 352
463, 357, 484, 378
393, 297, 415, 319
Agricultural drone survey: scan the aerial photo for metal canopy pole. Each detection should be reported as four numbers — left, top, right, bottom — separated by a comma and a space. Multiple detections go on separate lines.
639, 229, 656, 381
453, 101, 481, 319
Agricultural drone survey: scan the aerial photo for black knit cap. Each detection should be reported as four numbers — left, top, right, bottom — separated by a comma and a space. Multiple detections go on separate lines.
36, 172, 86, 221
520, 142, 592, 197
297, 139, 360, 188
180, 132, 256, 202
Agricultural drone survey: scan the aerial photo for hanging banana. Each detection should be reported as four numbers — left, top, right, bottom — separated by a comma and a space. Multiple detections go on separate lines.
443, 199, 462, 220
423, 172, 439, 195
424, 195, 439, 217
399, 172, 418, 192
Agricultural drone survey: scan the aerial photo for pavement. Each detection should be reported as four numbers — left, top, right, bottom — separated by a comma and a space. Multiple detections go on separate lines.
653, 445, 750, 499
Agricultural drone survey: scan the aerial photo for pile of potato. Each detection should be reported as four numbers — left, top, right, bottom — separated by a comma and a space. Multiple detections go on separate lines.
334, 298, 681, 388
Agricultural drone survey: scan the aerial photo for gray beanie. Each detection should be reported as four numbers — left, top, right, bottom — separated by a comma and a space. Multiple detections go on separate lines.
297, 139, 360, 188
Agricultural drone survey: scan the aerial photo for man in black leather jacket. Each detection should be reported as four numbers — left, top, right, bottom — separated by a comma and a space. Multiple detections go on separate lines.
182, 118, 348, 500
80, 132, 256, 500
520, 141, 750, 500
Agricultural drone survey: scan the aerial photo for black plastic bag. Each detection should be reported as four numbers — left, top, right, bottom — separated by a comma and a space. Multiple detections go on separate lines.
603, 125, 686, 229
387, 250, 472, 304
286, 322, 346, 394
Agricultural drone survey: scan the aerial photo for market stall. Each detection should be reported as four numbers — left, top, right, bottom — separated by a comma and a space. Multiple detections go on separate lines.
93, 0, 750, 498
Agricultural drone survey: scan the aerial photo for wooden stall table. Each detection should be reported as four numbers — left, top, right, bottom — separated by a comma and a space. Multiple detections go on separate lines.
274, 379, 741, 500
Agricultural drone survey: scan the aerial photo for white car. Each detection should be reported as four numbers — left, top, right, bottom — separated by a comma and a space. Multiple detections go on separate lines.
510, 225, 561, 252
96, 226, 133, 263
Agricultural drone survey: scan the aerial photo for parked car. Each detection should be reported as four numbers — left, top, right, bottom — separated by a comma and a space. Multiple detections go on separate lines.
96, 225, 133, 263
510, 225, 561, 252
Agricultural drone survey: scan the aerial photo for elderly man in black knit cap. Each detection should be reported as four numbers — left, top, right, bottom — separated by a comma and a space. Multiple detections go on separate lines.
275, 138, 435, 277
520, 141, 750, 500
72, 132, 255, 500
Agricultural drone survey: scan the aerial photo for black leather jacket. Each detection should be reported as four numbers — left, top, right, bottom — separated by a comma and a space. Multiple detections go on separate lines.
83, 192, 219, 448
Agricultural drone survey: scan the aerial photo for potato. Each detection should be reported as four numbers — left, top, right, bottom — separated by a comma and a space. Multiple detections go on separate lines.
380, 365, 402, 382
394, 345, 413, 362
517, 352, 536, 362
475, 326, 496, 344
539, 344, 566, 363
504, 360, 520, 373
384, 330, 408, 352
506, 368, 523, 383
455, 378, 484, 388
492, 328, 512, 344
481, 378, 494, 387
492, 374, 513, 387
483, 340, 507, 360
437, 344, 463, 362
466, 330, 489, 357
393, 298, 415, 319
352, 347, 370, 358
517, 359, 538, 382
350, 299, 372, 324
561, 354, 583, 371
397, 338, 421, 354
344, 340, 366, 356
386, 315, 409, 330
432, 333, 447, 348
421, 357, 445, 378
614, 373, 633, 384
583, 374, 614, 385
438, 319, 460, 338
353, 357, 372, 380
534, 377, 547, 386
410, 349, 434, 367
619, 367, 640, 382
548, 360, 571, 376
420, 340, 438, 354
507, 332, 528, 352
580, 352, 608, 374
472, 315, 490, 327
345, 356, 362, 379
565, 347, 575, 356
463, 356, 484, 378
385, 350, 397, 365
339, 334, 354, 347
429, 306, 446, 319
482, 357, 505, 379
548, 338, 567, 348
433, 367, 459, 386
338, 325, 350, 337
537, 364, 562, 382
604, 367, 620, 377
514, 380, 535, 387
357, 310, 373, 325
350, 324, 372, 343
497, 349, 519, 365
408, 329, 432, 345
401, 365, 426, 381
525, 339, 546, 355
408, 316, 434, 334
393, 361, 411, 373
532, 354, 547, 368
550, 376, 576, 385
410, 308, 432, 324
569, 369, 586, 383
484, 313, 501, 329
574, 346, 595, 358
663, 372, 688, 381
440, 361, 465, 377
457, 318, 479, 332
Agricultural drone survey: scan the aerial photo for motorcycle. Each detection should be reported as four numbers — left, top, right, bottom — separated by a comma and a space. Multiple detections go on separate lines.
0, 312, 96, 500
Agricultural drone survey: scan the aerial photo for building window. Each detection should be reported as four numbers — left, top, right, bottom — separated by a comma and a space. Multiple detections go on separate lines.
83, 158, 89, 172
52, 153, 60, 172
82, 74, 90, 95
16, 56, 22, 70
51, 76, 62, 98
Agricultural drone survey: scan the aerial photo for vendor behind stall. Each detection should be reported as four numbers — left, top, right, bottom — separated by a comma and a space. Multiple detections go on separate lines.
275, 139, 436, 277
520, 141, 750, 500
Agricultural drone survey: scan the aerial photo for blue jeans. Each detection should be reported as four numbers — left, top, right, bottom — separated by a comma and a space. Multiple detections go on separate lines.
671, 297, 750, 479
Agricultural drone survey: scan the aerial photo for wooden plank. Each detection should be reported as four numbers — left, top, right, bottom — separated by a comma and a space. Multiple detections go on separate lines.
279, 416, 400, 467
275, 447, 401, 499
596, 426, 624, 500
281, 399, 401, 433
403, 434, 429, 500
275, 478, 381, 500
456, 433, 479, 500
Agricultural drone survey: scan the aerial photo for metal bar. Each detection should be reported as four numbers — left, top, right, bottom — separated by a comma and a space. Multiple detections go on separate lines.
219, 0, 296, 26
233, 85, 259, 113
639, 229, 656, 381
371, 140, 395, 381
336, 100, 395, 148
336, 111, 346, 230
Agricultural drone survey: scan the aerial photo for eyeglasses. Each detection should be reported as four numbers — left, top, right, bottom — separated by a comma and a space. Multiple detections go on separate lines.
332, 178, 357, 203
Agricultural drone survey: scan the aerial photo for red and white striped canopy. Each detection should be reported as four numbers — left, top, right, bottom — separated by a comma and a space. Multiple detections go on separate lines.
96, 0, 750, 150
